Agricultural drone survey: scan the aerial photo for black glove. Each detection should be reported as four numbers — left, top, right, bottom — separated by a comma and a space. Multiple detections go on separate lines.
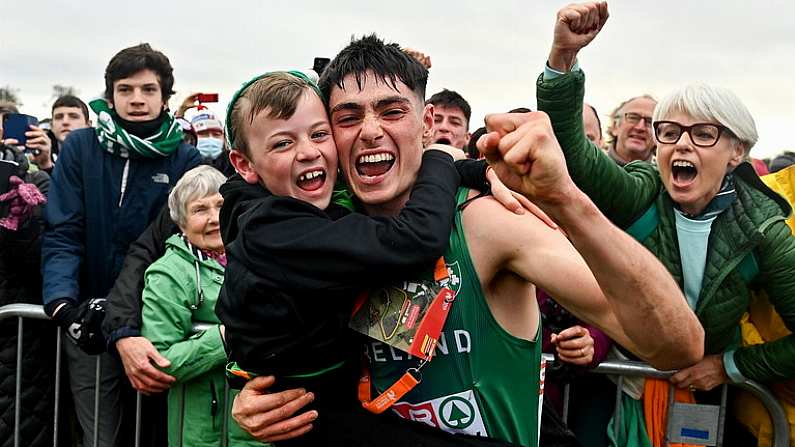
51, 298, 108, 355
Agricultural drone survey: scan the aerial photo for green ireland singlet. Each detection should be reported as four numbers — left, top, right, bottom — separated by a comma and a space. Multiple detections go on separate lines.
367, 188, 544, 447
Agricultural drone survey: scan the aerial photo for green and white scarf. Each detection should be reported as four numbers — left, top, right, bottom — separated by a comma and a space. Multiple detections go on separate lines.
90, 99, 183, 159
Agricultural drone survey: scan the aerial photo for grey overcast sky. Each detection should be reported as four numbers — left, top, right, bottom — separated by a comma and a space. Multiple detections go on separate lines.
2, 0, 793, 159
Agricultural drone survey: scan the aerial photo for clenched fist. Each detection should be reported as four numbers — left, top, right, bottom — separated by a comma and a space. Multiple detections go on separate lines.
476, 111, 577, 211
549, 2, 609, 72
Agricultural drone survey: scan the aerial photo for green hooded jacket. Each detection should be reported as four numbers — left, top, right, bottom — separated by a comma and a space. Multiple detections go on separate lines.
536, 69, 795, 383
141, 234, 260, 446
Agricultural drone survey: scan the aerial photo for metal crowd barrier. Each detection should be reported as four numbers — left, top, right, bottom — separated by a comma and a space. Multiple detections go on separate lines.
1, 304, 790, 447
0, 304, 232, 447
546, 353, 790, 447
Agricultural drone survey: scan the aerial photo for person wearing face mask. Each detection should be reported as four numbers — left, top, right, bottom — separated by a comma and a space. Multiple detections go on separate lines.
41, 43, 202, 447
189, 107, 235, 176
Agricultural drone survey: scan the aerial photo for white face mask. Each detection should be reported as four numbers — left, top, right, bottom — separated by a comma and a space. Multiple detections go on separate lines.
196, 137, 224, 159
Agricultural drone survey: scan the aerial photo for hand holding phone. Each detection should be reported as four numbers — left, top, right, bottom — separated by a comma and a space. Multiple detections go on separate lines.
2, 114, 39, 146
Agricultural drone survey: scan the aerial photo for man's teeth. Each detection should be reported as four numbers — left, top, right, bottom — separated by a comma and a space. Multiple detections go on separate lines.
299, 170, 324, 182
358, 153, 395, 164
673, 160, 695, 168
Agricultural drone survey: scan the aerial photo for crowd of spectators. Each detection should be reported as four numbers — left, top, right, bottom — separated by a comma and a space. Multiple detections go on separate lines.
2, 2, 795, 447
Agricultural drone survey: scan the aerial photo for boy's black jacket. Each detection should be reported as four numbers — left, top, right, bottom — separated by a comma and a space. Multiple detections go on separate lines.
101, 151, 488, 357
215, 150, 469, 377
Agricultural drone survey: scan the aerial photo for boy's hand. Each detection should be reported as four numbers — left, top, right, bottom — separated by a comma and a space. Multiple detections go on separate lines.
426, 143, 466, 161
403, 48, 432, 69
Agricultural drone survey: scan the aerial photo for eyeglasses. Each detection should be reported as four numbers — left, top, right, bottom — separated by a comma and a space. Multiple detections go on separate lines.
653, 121, 731, 148
622, 112, 653, 128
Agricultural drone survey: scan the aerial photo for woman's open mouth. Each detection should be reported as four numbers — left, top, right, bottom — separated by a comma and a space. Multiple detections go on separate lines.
671, 160, 698, 187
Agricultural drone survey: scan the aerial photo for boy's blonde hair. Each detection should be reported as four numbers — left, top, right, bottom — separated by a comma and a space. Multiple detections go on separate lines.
228, 72, 319, 156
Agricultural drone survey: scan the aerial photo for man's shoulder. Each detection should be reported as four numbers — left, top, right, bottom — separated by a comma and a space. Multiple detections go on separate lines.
145, 238, 193, 280
173, 141, 201, 166
457, 191, 565, 278
460, 191, 556, 241
59, 128, 99, 157
69, 127, 98, 141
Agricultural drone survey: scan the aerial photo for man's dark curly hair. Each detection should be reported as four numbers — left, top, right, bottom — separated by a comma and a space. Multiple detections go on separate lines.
319, 34, 428, 103
426, 89, 471, 126
104, 43, 176, 103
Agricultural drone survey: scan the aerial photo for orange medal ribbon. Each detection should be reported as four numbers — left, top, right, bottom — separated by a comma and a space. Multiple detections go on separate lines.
358, 257, 452, 414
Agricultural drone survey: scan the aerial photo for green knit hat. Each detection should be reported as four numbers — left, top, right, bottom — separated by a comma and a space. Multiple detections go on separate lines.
225, 70, 323, 148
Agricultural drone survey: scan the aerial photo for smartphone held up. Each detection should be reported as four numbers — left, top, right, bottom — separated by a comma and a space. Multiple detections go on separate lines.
2, 114, 39, 146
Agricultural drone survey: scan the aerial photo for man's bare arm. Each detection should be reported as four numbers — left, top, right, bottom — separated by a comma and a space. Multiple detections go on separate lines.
477, 112, 703, 370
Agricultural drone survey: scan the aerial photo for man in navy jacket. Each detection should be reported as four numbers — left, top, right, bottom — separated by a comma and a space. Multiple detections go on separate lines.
41, 43, 201, 446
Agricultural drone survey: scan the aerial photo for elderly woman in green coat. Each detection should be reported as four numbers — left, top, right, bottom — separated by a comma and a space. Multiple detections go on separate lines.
532, 3, 795, 393
141, 165, 259, 446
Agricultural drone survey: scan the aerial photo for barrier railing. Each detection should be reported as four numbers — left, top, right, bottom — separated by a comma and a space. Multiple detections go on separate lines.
1, 304, 790, 447
0, 304, 231, 447
547, 353, 790, 447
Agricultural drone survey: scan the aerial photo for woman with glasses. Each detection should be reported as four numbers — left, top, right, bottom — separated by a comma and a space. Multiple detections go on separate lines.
537, 2, 795, 402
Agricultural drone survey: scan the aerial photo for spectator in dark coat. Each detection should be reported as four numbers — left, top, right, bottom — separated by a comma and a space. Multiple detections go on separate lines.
0, 138, 54, 447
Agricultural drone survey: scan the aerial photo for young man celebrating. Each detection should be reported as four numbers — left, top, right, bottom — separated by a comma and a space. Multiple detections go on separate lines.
42, 43, 201, 446
232, 35, 703, 447
427, 89, 472, 150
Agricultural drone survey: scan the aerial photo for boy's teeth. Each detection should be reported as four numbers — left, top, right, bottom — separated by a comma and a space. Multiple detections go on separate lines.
299, 170, 323, 182
673, 160, 695, 168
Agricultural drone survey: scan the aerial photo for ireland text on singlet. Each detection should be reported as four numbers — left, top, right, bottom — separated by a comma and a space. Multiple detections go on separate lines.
366, 188, 544, 447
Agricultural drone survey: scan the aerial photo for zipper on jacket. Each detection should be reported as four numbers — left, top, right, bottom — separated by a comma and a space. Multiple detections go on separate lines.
177, 383, 186, 447
118, 158, 130, 207
191, 259, 205, 310
210, 380, 219, 430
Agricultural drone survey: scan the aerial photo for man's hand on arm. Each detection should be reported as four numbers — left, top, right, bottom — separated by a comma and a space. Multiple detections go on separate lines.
477, 112, 704, 370
116, 336, 176, 394
232, 376, 317, 442
548, 2, 609, 72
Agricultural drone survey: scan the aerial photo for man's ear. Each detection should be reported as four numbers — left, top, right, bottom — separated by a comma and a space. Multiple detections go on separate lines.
422, 103, 434, 134
229, 149, 260, 184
